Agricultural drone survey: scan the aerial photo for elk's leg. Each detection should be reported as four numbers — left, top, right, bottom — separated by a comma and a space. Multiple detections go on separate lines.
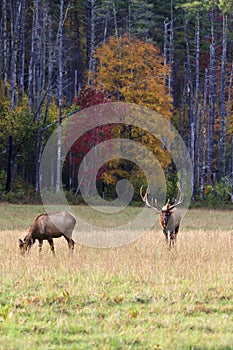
170, 232, 175, 248
48, 238, 55, 256
170, 229, 178, 249
64, 236, 75, 254
163, 228, 168, 245
173, 225, 179, 247
38, 240, 43, 253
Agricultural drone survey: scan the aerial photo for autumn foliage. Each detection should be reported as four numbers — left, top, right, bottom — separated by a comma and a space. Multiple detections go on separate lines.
94, 35, 173, 116
67, 36, 173, 194
93, 35, 172, 181
73, 85, 109, 108
67, 86, 112, 192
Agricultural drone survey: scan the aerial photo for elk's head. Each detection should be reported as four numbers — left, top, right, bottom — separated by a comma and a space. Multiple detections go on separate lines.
18, 237, 33, 255
161, 203, 172, 225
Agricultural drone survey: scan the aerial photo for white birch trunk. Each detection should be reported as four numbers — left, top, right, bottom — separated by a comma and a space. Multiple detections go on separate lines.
207, 9, 215, 185
193, 9, 200, 198
164, 19, 169, 66
88, 0, 96, 84
3, 0, 8, 96
183, 11, 193, 167
18, 0, 26, 103
224, 62, 233, 169
113, 0, 118, 40
28, 0, 38, 107
10, 1, 21, 109
168, 17, 174, 95
219, 14, 227, 178
164, 18, 174, 95
56, 0, 64, 192
200, 69, 208, 199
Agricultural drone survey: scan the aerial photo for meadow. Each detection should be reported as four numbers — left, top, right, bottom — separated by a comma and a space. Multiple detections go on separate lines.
0, 204, 233, 350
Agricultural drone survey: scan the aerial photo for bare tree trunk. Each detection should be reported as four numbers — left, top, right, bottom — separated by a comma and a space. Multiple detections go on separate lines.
193, 8, 200, 199
28, 0, 40, 108
224, 62, 233, 171
128, 0, 132, 36
47, 14, 53, 101
168, 6, 174, 96
219, 14, 227, 179
207, 9, 215, 185
200, 68, 208, 199
56, 0, 64, 192
164, 19, 169, 66
18, 0, 26, 103
103, 7, 109, 43
164, 18, 174, 96
72, 7, 84, 97
3, 0, 8, 96
113, 0, 118, 40
88, 0, 96, 84
183, 11, 194, 168
10, 0, 21, 109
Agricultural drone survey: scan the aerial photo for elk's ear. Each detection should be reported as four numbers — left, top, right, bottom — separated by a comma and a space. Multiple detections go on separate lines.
18, 239, 26, 255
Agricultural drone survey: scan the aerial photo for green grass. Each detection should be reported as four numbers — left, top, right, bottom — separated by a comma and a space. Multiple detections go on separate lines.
0, 204, 233, 349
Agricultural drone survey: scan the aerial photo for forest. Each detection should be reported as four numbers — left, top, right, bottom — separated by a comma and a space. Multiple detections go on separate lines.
0, 0, 233, 207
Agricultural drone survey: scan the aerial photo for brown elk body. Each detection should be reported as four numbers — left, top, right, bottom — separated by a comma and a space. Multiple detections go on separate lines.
18, 211, 76, 256
140, 183, 183, 248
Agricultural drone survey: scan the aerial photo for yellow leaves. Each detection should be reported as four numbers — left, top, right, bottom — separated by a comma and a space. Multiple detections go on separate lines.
103, 169, 130, 185
218, 0, 232, 14
94, 35, 173, 117
42, 98, 59, 124
91, 36, 174, 186
0, 85, 57, 140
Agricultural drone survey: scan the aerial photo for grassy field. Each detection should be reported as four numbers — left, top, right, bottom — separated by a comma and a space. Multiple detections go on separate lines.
0, 204, 233, 349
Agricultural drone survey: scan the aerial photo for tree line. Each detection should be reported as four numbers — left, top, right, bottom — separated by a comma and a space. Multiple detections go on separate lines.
0, 0, 232, 206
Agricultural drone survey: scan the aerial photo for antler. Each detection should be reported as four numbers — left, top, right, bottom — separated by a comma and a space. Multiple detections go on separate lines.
169, 182, 184, 209
140, 186, 162, 211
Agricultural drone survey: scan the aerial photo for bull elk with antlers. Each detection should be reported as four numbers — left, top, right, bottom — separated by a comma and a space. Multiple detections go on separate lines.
140, 183, 184, 248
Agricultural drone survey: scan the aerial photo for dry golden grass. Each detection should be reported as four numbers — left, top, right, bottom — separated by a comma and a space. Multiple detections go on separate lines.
1, 207, 233, 349
2, 209, 233, 288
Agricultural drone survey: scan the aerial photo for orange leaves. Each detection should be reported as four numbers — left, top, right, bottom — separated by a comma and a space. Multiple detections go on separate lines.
94, 35, 173, 117
75, 36, 175, 187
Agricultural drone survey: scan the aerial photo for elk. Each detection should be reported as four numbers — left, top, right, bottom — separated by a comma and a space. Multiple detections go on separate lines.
140, 183, 184, 248
18, 211, 76, 256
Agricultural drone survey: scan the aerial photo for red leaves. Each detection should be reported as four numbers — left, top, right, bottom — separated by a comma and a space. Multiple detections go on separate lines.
67, 85, 113, 186
73, 85, 109, 109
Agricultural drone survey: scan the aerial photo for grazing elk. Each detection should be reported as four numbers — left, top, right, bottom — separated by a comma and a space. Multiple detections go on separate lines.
140, 183, 184, 248
18, 211, 76, 256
